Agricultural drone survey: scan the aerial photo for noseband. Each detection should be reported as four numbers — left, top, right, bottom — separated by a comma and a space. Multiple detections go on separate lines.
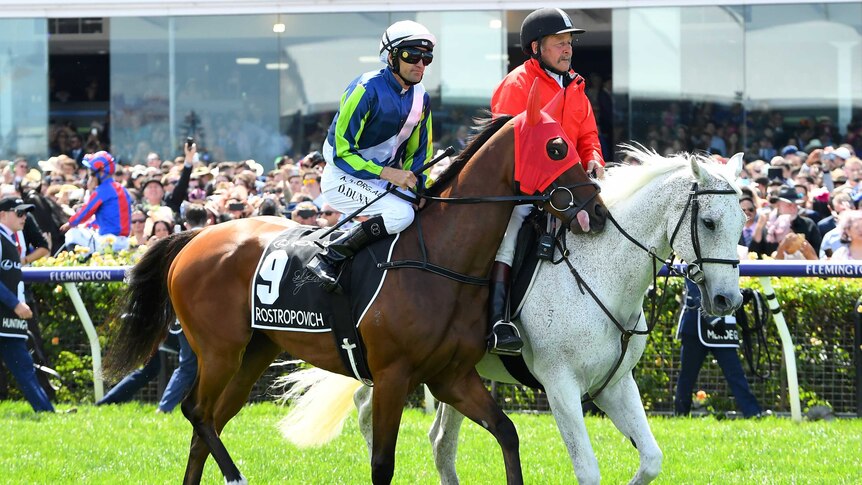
543, 180, 602, 229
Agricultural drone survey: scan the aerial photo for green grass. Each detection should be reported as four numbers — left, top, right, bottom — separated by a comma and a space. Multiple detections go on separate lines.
1, 401, 860, 484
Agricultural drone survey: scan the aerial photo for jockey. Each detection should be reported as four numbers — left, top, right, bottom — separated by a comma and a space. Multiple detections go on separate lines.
306, 21, 435, 289
60, 150, 133, 252
486, 8, 606, 355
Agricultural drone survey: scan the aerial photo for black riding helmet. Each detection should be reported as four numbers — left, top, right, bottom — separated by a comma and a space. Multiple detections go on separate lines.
520, 8, 585, 57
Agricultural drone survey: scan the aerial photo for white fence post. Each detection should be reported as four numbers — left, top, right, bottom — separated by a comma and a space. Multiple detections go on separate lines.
63, 282, 104, 400
758, 276, 801, 423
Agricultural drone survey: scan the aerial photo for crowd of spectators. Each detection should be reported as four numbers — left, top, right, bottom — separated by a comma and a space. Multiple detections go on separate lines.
0, 146, 360, 254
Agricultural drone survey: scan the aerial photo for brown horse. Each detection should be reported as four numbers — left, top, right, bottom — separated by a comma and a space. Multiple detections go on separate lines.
104, 84, 607, 485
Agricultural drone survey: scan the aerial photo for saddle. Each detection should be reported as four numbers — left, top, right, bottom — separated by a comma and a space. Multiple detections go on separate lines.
250, 225, 399, 385
499, 209, 550, 391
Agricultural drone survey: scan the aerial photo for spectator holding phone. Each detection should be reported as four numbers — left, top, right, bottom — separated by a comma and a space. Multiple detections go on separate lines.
749, 186, 820, 258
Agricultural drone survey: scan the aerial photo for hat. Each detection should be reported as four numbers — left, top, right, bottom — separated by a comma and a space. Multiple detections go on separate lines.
777, 186, 801, 204
191, 166, 212, 179
23, 168, 42, 184
243, 159, 264, 177
780, 145, 799, 157
130, 166, 148, 180
833, 147, 852, 161
812, 187, 830, 203
37, 157, 59, 173
141, 177, 163, 190
0, 197, 34, 213
803, 139, 823, 152
831, 168, 847, 183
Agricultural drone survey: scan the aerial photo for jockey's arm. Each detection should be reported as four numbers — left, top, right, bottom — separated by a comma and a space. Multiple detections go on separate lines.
331, 84, 388, 181
399, 100, 433, 190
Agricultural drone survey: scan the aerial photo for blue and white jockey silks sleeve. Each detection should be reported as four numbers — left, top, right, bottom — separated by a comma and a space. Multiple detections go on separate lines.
322, 67, 433, 189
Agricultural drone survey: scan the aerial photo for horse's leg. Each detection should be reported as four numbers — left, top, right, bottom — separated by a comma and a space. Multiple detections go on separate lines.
353, 383, 373, 458
212, 332, 282, 431
593, 373, 662, 485
539, 371, 600, 485
428, 402, 466, 485
181, 342, 250, 485
428, 371, 522, 485
368, 371, 412, 484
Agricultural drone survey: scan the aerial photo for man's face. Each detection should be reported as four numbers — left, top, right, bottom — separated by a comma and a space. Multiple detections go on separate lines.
14, 161, 28, 177
776, 200, 798, 217
292, 207, 318, 225
3, 209, 27, 231
395, 46, 431, 85
147, 155, 161, 168
288, 176, 302, 195
144, 182, 164, 202
536, 33, 573, 73
844, 162, 862, 184
318, 205, 342, 227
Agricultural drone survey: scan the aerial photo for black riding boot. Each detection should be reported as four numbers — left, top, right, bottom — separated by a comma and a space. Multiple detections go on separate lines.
306, 216, 388, 293
487, 262, 523, 356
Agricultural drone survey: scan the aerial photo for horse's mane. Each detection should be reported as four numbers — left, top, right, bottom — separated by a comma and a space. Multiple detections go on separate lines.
600, 145, 741, 207
425, 115, 513, 197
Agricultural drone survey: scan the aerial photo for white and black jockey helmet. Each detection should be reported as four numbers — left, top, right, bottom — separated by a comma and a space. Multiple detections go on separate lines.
520, 8, 585, 57
378, 20, 437, 64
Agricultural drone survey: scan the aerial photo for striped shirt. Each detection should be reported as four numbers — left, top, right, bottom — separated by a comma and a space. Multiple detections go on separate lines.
323, 67, 433, 188
69, 178, 133, 237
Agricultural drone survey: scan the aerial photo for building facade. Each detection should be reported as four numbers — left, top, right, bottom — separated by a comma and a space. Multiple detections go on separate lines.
0, 1, 859, 167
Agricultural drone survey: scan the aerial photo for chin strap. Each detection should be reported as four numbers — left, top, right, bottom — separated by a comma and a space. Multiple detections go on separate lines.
388, 60, 419, 87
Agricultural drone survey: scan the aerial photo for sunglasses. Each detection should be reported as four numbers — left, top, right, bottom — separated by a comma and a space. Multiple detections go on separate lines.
132, 218, 146, 223
320, 211, 336, 216
296, 209, 318, 218
399, 47, 433, 66
14, 209, 27, 217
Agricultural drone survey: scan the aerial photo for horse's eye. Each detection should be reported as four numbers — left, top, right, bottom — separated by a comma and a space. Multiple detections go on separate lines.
546, 138, 568, 161
703, 218, 716, 231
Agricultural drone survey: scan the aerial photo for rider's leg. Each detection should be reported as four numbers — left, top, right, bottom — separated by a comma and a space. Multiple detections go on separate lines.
306, 215, 390, 290
487, 204, 531, 355
307, 174, 414, 291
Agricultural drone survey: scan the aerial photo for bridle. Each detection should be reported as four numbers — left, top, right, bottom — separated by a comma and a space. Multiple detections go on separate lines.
667, 182, 741, 284
553, 180, 740, 403
381, 178, 601, 285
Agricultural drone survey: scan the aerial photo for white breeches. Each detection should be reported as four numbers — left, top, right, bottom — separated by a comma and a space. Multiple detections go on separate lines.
494, 204, 533, 266
321, 163, 415, 234
64, 227, 129, 253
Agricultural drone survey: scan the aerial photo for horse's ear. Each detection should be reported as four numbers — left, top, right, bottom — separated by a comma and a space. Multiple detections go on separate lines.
690, 156, 704, 181
542, 87, 566, 121
729, 152, 744, 178
526, 79, 542, 126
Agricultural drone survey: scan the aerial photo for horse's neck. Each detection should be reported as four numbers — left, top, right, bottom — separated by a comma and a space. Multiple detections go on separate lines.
571, 172, 684, 308
408, 152, 516, 277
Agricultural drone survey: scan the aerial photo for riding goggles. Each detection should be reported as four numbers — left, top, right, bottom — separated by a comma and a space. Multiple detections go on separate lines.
399, 47, 433, 66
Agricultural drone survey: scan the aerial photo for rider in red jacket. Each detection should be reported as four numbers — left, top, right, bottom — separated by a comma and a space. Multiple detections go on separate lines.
485, 8, 606, 356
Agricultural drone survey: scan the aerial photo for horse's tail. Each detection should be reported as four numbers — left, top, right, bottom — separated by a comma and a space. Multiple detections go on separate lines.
103, 230, 200, 379
274, 367, 363, 448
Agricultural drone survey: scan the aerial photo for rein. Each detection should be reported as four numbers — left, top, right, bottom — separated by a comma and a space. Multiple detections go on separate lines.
552, 181, 740, 403
379, 180, 601, 285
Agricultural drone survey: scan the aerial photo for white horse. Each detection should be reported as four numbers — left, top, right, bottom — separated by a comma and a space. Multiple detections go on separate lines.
277, 148, 745, 484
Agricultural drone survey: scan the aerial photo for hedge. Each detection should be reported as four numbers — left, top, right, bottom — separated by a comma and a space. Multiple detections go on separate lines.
11, 250, 862, 414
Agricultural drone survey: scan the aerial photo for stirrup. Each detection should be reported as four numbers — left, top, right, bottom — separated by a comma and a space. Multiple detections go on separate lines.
306, 258, 343, 294
488, 321, 523, 356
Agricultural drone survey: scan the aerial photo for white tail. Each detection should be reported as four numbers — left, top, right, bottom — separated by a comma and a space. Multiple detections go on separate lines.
275, 367, 363, 448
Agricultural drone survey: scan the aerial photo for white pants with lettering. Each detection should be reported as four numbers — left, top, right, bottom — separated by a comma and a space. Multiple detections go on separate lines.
320, 163, 415, 234
494, 204, 533, 266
